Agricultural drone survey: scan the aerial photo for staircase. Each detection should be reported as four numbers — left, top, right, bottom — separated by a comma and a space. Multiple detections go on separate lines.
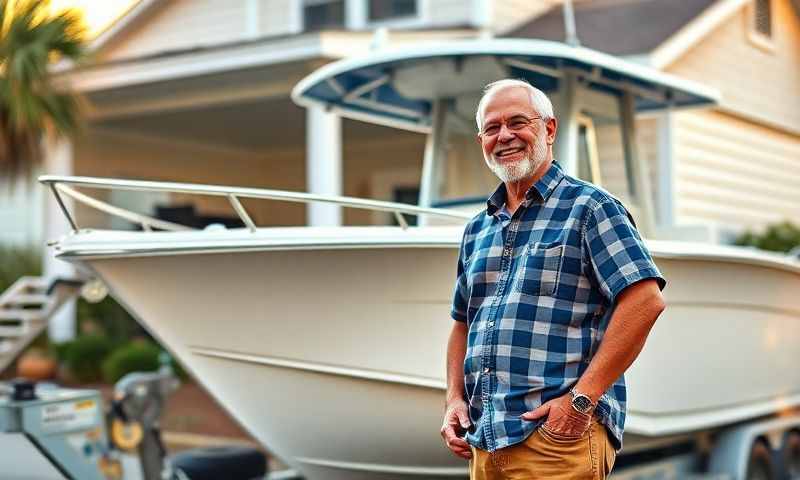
0, 276, 82, 374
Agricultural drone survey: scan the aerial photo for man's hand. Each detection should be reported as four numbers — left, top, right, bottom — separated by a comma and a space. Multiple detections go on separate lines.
441, 399, 472, 459
521, 393, 591, 438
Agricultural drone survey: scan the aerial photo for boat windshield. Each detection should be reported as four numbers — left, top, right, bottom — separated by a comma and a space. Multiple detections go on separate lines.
578, 88, 639, 219
434, 97, 499, 206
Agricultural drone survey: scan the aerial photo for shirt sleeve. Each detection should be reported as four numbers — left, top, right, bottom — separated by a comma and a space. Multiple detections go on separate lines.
450, 230, 470, 323
582, 199, 666, 303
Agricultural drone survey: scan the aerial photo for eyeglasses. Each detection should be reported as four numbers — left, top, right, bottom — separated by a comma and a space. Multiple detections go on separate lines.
479, 116, 543, 137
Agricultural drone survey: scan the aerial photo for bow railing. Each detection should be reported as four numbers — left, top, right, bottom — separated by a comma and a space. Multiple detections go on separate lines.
39, 175, 473, 233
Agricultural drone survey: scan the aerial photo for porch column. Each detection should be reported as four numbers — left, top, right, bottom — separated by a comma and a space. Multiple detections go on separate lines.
306, 105, 342, 226
42, 137, 77, 343
656, 111, 675, 227
554, 73, 580, 177
346, 0, 367, 29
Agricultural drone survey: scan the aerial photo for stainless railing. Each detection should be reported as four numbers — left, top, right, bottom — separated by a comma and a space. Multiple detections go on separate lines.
39, 175, 473, 233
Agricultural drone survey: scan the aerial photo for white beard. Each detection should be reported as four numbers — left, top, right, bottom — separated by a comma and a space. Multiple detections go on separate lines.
484, 135, 548, 183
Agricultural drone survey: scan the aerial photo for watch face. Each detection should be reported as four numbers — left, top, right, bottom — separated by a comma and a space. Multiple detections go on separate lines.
573, 395, 592, 413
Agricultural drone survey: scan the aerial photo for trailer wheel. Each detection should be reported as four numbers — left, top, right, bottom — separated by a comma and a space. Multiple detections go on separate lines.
746, 440, 774, 480
170, 446, 267, 480
782, 431, 800, 478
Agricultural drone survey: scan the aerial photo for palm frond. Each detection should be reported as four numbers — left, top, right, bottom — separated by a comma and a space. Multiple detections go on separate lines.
0, 0, 87, 175
39, 90, 80, 135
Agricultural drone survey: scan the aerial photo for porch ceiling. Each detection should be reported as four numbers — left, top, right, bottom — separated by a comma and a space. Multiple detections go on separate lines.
92, 96, 417, 152
93, 97, 306, 151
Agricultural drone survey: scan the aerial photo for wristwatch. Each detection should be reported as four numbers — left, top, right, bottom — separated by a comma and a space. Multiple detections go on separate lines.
570, 389, 595, 415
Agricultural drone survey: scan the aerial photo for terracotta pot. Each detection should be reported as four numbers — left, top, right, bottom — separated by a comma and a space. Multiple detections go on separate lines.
17, 352, 58, 381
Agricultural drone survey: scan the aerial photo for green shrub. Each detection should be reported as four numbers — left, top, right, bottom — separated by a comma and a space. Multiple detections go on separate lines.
102, 342, 162, 383
61, 335, 115, 383
735, 221, 800, 253
77, 296, 142, 344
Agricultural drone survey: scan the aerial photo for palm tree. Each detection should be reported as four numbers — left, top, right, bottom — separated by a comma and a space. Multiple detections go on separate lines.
0, 0, 86, 174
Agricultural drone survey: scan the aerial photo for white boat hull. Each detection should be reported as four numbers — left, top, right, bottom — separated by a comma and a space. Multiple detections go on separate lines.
57, 227, 800, 479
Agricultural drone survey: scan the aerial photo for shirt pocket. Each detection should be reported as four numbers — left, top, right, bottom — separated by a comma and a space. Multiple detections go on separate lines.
513, 243, 564, 297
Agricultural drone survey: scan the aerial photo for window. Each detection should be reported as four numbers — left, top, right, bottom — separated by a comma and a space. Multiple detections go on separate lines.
753, 0, 771, 37
304, 0, 345, 32
368, 0, 417, 22
392, 186, 420, 226
746, 0, 774, 51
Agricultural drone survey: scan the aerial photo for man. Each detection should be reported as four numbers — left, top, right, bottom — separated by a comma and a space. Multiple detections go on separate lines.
441, 79, 666, 479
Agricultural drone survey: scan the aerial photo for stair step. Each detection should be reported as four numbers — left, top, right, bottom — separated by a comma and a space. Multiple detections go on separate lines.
3, 294, 50, 307
21, 277, 48, 290
0, 276, 81, 375
0, 309, 45, 321
0, 325, 28, 337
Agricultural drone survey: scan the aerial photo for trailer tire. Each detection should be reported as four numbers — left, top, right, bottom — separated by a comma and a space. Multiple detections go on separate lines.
782, 430, 800, 478
746, 440, 774, 480
170, 445, 267, 480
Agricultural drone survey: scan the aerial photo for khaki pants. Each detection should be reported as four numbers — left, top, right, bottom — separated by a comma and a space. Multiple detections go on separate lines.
469, 419, 616, 479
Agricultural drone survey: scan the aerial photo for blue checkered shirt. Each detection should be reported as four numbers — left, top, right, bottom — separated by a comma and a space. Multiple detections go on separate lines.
451, 161, 665, 452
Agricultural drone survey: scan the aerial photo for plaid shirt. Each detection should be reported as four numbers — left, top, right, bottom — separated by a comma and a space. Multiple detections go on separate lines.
451, 161, 665, 452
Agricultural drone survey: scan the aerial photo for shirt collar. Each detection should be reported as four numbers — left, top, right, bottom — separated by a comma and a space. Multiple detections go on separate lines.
486, 161, 565, 216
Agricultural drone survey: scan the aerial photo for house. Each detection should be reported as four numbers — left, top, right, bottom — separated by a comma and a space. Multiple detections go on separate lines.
1, 0, 798, 340
509, 0, 800, 241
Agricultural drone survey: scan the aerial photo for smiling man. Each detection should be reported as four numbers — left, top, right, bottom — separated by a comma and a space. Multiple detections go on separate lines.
440, 79, 667, 479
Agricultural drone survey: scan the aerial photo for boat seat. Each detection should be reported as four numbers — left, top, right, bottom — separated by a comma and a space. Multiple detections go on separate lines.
170, 445, 267, 480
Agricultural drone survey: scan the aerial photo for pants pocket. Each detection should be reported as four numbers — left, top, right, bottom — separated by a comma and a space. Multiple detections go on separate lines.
539, 423, 586, 443
602, 429, 617, 475
515, 428, 594, 479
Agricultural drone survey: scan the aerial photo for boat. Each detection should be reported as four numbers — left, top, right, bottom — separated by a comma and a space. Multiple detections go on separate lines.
41, 39, 800, 479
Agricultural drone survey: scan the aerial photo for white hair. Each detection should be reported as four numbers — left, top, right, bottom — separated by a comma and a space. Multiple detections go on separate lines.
475, 79, 554, 131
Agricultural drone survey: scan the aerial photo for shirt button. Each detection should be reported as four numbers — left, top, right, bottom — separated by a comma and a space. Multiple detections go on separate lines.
483, 367, 491, 374
488, 321, 494, 327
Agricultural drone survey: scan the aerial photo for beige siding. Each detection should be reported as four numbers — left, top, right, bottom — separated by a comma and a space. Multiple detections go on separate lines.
492, 0, 559, 34
0, 172, 44, 247
667, 0, 800, 134
259, 0, 296, 35
100, 0, 294, 62
672, 109, 800, 233
426, 0, 472, 27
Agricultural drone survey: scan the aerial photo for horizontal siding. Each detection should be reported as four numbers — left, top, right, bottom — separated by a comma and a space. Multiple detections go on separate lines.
492, 0, 557, 34
259, 0, 296, 35
426, 0, 472, 27
673, 109, 800, 234
100, 0, 253, 62
0, 172, 44, 248
99, 0, 479, 62
667, 0, 800, 134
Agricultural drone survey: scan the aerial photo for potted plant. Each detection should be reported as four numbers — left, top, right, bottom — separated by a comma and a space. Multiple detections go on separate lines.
17, 345, 58, 380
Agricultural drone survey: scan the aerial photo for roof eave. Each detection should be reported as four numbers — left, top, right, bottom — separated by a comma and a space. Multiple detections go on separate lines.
88, 0, 165, 54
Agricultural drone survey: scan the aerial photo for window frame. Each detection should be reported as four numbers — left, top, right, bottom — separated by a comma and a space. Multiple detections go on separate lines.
302, 0, 347, 32
745, 0, 775, 53
366, 0, 421, 26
